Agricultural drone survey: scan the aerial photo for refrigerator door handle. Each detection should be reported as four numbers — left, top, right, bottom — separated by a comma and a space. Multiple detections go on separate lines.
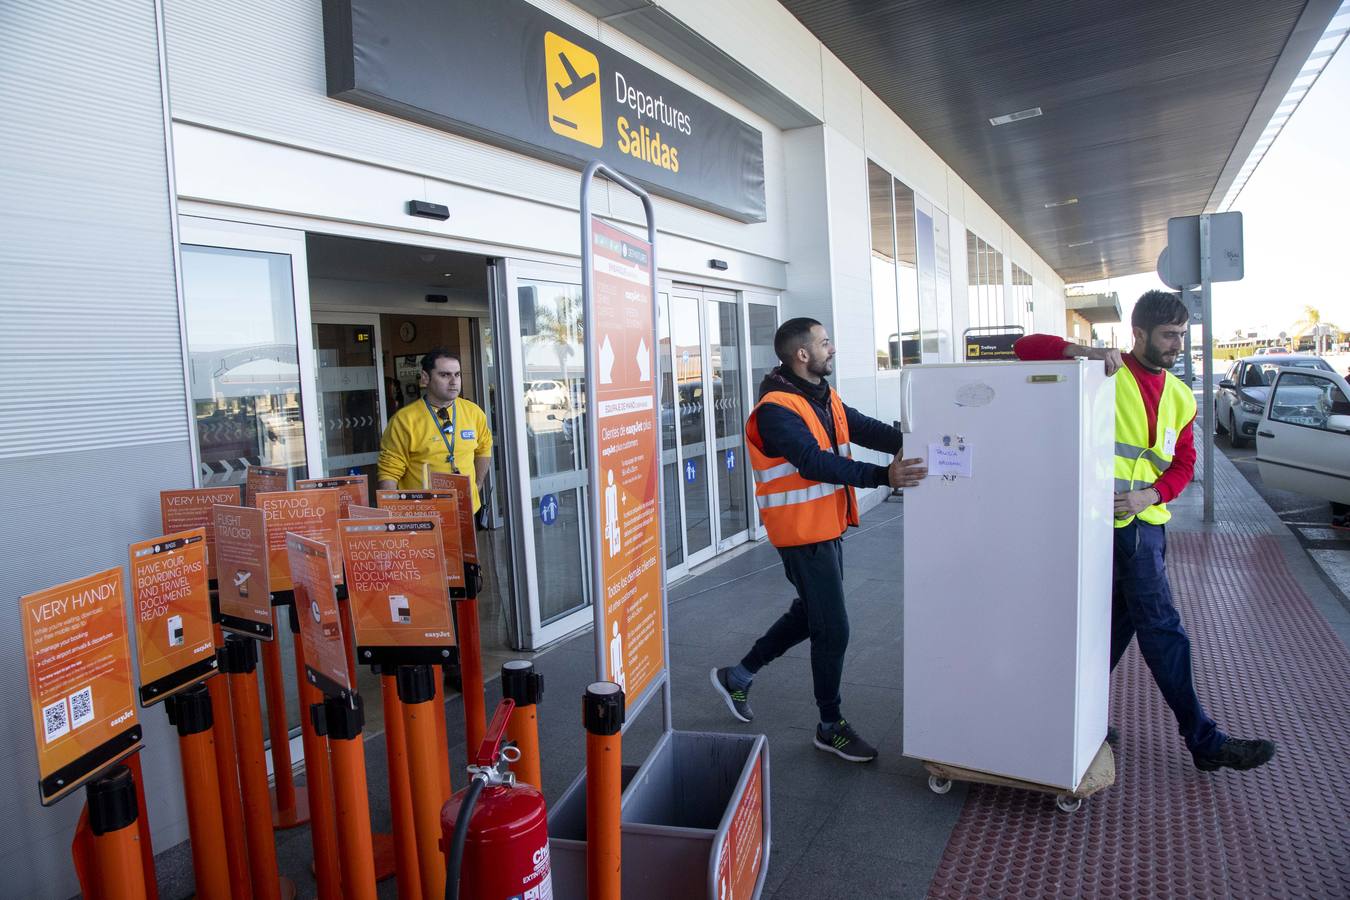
899, 368, 914, 433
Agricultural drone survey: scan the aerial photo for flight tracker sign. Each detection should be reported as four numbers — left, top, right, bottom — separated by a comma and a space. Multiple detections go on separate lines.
323, 0, 766, 222
588, 218, 665, 707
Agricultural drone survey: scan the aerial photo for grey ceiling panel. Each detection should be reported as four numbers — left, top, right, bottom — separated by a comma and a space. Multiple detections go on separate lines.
780, 0, 1341, 281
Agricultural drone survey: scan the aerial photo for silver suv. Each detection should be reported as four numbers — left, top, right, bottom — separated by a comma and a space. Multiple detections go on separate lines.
1216, 355, 1334, 448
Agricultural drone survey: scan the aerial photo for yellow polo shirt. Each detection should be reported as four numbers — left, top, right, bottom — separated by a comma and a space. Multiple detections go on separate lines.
377, 397, 493, 510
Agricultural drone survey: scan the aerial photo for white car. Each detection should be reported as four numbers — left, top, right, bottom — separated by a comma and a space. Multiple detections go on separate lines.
524, 379, 568, 410
1255, 367, 1350, 506
1215, 354, 1334, 448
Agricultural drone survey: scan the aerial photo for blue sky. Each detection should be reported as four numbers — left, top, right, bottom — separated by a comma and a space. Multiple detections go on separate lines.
1077, 40, 1349, 346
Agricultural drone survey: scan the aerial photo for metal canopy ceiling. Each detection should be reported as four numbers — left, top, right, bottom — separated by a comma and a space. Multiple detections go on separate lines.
780, 0, 1341, 283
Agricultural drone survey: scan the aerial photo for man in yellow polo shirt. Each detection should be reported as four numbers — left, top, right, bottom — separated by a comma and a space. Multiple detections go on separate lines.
377, 348, 493, 512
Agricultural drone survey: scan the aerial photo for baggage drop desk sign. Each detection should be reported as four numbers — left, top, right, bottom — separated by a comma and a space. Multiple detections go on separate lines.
712, 745, 766, 900
212, 504, 274, 639
259, 489, 343, 592
339, 517, 455, 666
129, 528, 218, 705
588, 217, 664, 706
245, 465, 289, 508
22, 568, 143, 805
286, 534, 352, 699
297, 474, 369, 519
376, 490, 466, 590
160, 485, 242, 573
427, 471, 479, 565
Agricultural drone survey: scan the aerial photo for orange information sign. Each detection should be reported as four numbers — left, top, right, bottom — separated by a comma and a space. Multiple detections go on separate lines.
244, 465, 289, 508
212, 504, 273, 639
349, 504, 388, 519
297, 474, 369, 518
286, 533, 351, 699
259, 489, 343, 591
587, 218, 664, 705
339, 517, 455, 666
21, 568, 143, 805
713, 747, 765, 900
376, 490, 465, 590
129, 529, 217, 705
159, 485, 242, 572
427, 471, 479, 564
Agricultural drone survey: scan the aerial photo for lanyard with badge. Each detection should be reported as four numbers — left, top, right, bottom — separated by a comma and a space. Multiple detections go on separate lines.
424, 397, 460, 473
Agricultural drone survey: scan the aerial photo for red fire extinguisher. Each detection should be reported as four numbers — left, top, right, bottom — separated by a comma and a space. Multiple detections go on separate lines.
441, 699, 552, 900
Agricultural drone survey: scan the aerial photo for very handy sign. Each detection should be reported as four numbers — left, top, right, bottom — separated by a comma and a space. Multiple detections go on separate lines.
323, 0, 766, 222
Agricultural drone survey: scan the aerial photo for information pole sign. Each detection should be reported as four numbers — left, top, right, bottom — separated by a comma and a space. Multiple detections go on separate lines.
129, 528, 218, 705
286, 534, 352, 700
298, 474, 369, 519
259, 489, 344, 590
245, 465, 289, 508
339, 517, 455, 667
160, 485, 242, 572
22, 568, 143, 805
427, 471, 479, 564
580, 161, 669, 730
212, 504, 274, 639
376, 490, 466, 591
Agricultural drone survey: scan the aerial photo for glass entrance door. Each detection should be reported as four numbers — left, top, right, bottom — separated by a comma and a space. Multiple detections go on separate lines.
669, 286, 752, 567
311, 312, 385, 495
500, 259, 594, 648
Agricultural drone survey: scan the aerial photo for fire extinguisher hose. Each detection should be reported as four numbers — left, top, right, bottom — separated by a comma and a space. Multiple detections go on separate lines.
445, 773, 488, 900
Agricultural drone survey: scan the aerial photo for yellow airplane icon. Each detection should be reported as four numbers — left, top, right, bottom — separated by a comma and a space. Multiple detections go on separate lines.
546, 32, 602, 148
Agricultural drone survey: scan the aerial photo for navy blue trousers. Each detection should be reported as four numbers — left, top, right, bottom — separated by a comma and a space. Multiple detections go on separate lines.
740, 538, 847, 723
1110, 520, 1225, 755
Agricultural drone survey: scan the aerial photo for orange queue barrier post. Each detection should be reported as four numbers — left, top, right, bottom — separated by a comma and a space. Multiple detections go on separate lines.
74, 765, 149, 900
584, 682, 625, 900
398, 665, 449, 900
208, 623, 252, 898
453, 593, 487, 757
432, 676, 453, 801
501, 660, 544, 789
220, 635, 291, 900
338, 588, 398, 885
313, 694, 378, 900
122, 751, 160, 897
289, 601, 343, 900
262, 602, 307, 829
164, 684, 232, 900
382, 670, 422, 900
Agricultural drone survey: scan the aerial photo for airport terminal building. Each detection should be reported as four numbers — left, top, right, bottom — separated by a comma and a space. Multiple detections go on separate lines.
4, 0, 1334, 892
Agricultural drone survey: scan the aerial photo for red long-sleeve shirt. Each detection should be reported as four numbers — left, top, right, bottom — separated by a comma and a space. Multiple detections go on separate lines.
1012, 334, 1195, 502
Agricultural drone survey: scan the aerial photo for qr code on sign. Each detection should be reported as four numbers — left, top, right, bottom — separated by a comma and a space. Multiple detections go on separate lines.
69, 687, 94, 729
43, 698, 70, 743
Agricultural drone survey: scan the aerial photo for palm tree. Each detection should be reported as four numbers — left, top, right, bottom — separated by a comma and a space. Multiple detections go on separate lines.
525, 291, 584, 406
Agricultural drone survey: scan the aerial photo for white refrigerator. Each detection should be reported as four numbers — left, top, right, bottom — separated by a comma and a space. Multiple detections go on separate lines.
899, 359, 1115, 790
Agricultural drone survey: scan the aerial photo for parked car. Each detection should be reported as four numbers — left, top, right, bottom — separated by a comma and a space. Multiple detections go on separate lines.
1254, 346, 1291, 356
1255, 368, 1350, 506
1215, 355, 1334, 448
524, 379, 569, 410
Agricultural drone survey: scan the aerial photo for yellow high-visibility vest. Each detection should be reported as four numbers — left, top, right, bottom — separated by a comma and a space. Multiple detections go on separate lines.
1113, 365, 1196, 527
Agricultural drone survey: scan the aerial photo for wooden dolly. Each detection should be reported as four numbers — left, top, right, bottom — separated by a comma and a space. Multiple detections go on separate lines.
923, 741, 1115, 813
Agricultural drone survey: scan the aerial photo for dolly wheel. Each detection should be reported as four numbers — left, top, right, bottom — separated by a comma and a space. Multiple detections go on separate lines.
1055, 795, 1083, 813
928, 775, 952, 795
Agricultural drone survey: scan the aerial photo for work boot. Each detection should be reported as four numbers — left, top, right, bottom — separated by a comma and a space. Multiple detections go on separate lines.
1193, 737, 1276, 772
814, 719, 877, 763
710, 667, 753, 723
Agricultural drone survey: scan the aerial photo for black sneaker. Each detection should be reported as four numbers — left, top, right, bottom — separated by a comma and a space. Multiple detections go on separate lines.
1193, 737, 1276, 772
813, 719, 877, 763
1106, 725, 1120, 747
710, 668, 753, 723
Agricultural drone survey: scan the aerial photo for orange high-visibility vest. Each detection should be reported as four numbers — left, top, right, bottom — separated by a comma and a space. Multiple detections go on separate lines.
746, 390, 859, 547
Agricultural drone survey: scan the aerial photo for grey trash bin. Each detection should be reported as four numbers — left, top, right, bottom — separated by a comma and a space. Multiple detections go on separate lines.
548, 730, 770, 899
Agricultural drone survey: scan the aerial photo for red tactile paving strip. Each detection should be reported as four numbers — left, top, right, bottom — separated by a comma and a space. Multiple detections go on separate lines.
927, 533, 1350, 899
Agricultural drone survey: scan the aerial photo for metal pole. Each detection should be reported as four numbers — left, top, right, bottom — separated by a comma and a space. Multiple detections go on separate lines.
1200, 214, 1215, 523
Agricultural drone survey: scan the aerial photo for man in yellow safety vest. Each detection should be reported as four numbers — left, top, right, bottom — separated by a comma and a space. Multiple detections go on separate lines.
1015, 290, 1274, 773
